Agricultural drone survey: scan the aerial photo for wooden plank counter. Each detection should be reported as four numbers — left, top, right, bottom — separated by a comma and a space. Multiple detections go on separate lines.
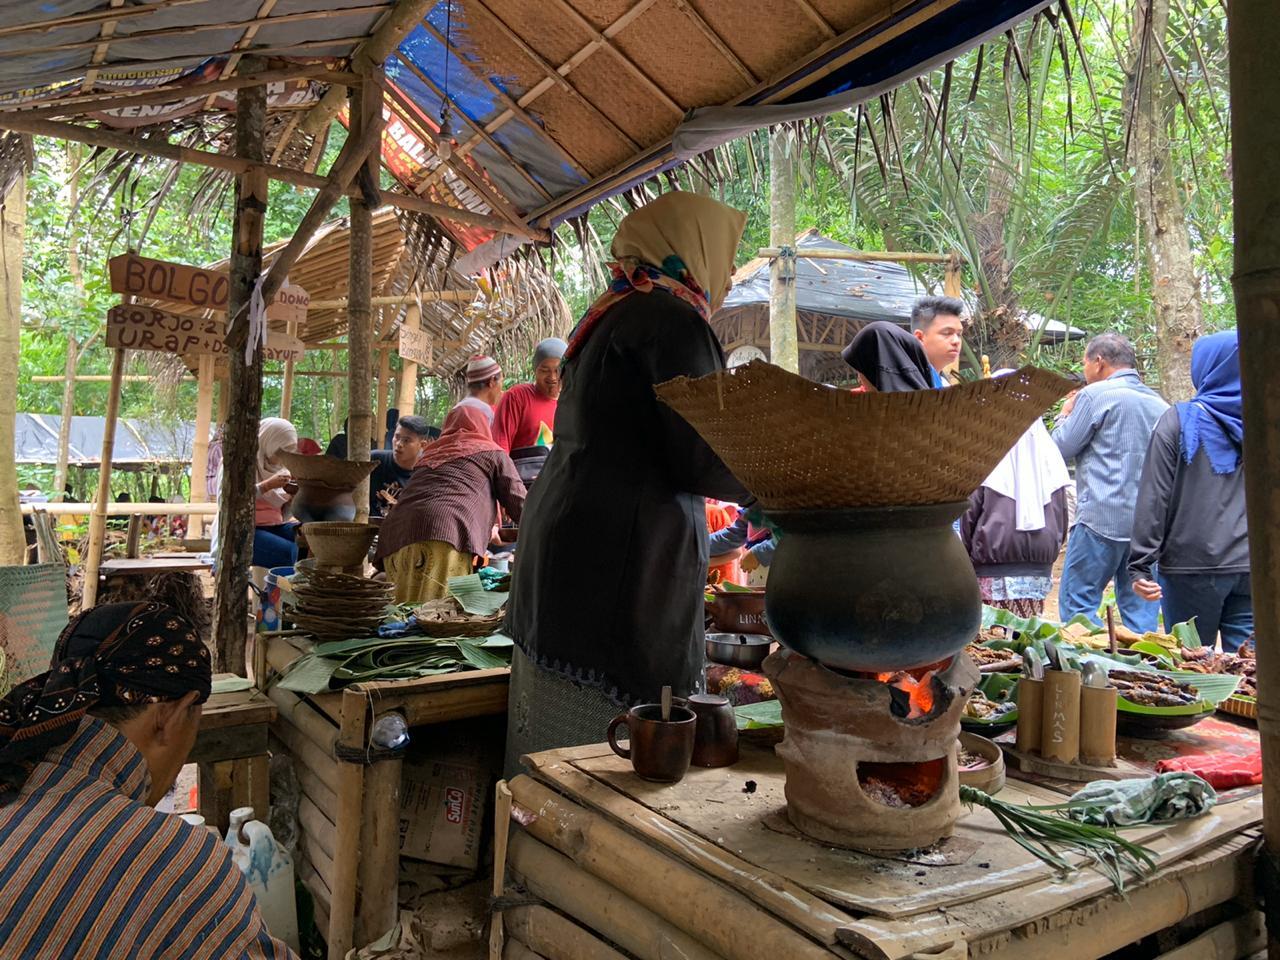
191, 676, 275, 831
264, 634, 509, 960
504, 738, 1263, 960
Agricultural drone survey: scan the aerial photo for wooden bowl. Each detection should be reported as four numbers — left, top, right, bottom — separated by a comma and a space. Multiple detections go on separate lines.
279, 452, 377, 489
957, 731, 1005, 795
300, 522, 378, 569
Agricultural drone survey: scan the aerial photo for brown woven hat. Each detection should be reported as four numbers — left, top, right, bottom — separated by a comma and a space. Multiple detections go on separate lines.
655, 361, 1074, 510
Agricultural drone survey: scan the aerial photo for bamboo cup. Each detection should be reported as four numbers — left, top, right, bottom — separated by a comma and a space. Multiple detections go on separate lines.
1041, 670, 1082, 763
1015, 677, 1044, 753
1080, 685, 1118, 766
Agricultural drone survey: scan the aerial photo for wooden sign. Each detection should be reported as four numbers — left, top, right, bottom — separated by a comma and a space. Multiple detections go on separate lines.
107, 252, 309, 321
107, 303, 304, 361
398, 324, 432, 366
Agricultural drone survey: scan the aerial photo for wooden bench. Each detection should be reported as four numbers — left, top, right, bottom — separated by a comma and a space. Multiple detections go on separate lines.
190, 676, 276, 831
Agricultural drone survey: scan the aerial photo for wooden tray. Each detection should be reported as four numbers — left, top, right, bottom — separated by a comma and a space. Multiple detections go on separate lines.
1000, 743, 1145, 782
1218, 696, 1258, 721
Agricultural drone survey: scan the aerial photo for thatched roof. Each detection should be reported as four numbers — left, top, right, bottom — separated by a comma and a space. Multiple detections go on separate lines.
0, 0, 1054, 268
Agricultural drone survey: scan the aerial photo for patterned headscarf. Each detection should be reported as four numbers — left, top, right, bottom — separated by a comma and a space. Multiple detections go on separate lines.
0, 602, 211, 804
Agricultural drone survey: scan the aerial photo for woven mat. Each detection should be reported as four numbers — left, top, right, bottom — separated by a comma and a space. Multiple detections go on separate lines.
656, 362, 1074, 509
0, 564, 68, 694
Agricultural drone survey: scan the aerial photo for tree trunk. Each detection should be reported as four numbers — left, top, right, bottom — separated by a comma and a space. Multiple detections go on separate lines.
212, 59, 268, 674
769, 126, 799, 374
1128, 0, 1201, 400
1227, 2, 1280, 955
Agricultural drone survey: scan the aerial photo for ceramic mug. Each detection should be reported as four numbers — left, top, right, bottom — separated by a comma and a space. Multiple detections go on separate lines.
607, 703, 696, 783
685, 693, 739, 768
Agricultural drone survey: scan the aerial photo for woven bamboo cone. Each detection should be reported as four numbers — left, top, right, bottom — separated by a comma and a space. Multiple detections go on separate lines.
1015, 678, 1044, 753
1041, 671, 1082, 764
1080, 685, 1118, 766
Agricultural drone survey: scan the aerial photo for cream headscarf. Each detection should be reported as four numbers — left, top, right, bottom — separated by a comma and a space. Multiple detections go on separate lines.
610, 192, 747, 312
256, 418, 298, 484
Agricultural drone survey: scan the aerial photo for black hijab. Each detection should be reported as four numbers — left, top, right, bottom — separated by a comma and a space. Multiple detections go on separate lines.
842, 321, 935, 392
0, 602, 211, 804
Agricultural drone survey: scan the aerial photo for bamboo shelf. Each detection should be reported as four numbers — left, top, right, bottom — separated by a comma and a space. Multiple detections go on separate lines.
503, 740, 1264, 960
264, 634, 510, 960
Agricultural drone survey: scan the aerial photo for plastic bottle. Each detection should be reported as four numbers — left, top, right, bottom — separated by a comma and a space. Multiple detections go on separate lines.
371, 713, 409, 750
225, 807, 300, 952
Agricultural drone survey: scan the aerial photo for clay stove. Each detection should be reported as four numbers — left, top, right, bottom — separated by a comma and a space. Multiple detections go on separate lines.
764, 649, 979, 852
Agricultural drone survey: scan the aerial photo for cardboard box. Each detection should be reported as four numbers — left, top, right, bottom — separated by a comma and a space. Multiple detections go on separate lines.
398, 759, 489, 870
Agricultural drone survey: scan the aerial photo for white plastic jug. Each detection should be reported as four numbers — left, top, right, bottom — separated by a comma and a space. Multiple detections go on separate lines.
226, 807, 300, 952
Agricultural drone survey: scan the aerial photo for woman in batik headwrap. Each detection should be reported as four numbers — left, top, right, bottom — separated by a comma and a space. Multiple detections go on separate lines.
503, 192, 750, 774
0, 603, 292, 958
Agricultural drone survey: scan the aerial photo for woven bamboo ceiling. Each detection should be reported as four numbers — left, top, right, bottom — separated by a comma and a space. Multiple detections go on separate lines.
0, 0, 1051, 268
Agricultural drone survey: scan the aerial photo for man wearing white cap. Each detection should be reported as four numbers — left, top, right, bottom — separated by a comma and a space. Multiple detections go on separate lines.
456, 354, 503, 422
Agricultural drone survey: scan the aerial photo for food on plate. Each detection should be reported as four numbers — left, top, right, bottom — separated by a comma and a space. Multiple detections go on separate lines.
1108, 670, 1200, 707
965, 643, 1023, 671
964, 689, 1018, 722
1179, 640, 1256, 698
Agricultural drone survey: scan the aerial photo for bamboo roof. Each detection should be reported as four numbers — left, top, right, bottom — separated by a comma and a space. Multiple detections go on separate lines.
148, 205, 569, 377
0, 0, 1052, 268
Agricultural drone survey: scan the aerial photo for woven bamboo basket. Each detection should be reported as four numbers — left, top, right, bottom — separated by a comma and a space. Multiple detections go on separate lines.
655, 362, 1074, 510
412, 597, 505, 638
278, 451, 377, 488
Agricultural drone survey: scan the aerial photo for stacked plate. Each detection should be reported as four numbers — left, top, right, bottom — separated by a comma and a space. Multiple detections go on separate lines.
290, 567, 394, 642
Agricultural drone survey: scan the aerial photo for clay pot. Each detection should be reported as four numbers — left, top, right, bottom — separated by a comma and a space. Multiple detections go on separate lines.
278, 453, 377, 524
763, 503, 980, 672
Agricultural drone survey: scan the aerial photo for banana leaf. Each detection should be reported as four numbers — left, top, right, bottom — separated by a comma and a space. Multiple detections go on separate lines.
734, 699, 783, 729
448, 574, 509, 616
1115, 670, 1240, 716
455, 639, 510, 670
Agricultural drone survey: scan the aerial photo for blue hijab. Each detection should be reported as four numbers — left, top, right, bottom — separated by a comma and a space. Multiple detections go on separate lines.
1178, 330, 1243, 474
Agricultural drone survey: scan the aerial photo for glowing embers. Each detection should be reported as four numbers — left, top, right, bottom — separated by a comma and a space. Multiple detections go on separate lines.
764, 649, 979, 852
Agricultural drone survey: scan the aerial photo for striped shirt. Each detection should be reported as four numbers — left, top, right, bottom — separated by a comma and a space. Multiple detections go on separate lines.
1052, 369, 1169, 542
0, 717, 295, 960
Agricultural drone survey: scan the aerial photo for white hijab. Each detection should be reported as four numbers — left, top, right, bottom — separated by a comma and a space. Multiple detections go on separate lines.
980, 370, 1071, 531
257, 418, 298, 483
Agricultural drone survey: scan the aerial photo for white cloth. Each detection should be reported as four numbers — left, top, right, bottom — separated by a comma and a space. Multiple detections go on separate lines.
982, 416, 1071, 531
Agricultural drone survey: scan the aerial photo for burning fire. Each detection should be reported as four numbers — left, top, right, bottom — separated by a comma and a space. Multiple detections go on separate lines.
876, 670, 938, 719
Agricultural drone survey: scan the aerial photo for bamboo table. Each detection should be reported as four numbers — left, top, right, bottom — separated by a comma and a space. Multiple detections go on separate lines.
264, 634, 510, 960
190, 675, 275, 832
502, 737, 1264, 960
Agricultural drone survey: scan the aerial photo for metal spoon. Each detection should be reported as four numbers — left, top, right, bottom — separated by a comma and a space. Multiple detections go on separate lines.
1043, 637, 1063, 672
1021, 652, 1045, 680
1082, 660, 1109, 688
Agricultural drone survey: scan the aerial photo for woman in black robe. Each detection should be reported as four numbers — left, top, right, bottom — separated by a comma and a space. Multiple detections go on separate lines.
504, 192, 749, 770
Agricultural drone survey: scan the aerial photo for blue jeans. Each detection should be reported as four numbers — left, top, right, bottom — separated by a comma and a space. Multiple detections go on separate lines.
253, 523, 298, 569
1059, 523, 1159, 633
1159, 572, 1253, 653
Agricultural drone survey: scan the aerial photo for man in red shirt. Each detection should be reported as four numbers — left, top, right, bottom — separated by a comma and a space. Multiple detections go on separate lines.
492, 338, 565, 453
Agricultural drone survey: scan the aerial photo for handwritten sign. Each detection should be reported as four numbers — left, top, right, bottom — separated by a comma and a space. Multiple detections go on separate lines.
398, 324, 432, 366
107, 304, 304, 361
107, 252, 308, 322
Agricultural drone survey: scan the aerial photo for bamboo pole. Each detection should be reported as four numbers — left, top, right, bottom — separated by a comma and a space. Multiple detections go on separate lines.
21, 502, 218, 516
396, 303, 421, 416
355, 753, 402, 945
507, 776, 833, 960
346, 75, 379, 523
0, 113, 545, 240
328, 689, 368, 960
307, 291, 477, 308
52, 333, 78, 502
768, 127, 798, 374
190, 354, 214, 533
374, 347, 391, 448
503, 906, 628, 960
758, 247, 953, 263
1228, 3, 1280, 957
507, 830, 720, 960
0, 170, 24, 565
80, 348, 125, 609
211, 59, 268, 675
279, 320, 297, 418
